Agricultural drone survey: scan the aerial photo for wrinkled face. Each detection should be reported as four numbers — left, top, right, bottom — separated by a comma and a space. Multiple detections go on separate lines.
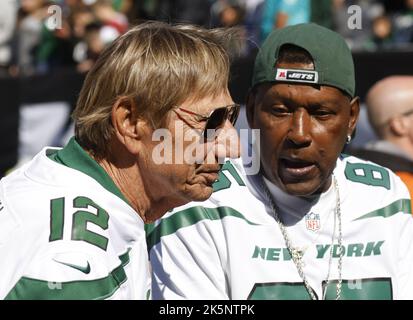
140, 91, 240, 206
247, 62, 359, 196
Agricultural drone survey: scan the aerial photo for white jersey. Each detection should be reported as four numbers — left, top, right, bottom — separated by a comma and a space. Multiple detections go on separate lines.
149, 155, 413, 300
0, 138, 149, 299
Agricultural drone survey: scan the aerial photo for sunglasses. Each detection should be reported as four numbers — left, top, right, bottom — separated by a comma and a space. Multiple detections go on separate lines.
176, 103, 240, 141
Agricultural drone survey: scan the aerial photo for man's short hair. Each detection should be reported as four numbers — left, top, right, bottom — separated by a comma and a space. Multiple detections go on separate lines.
277, 43, 314, 66
73, 21, 237, 157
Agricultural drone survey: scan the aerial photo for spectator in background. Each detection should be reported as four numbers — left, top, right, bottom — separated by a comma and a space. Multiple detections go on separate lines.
111, 0, 133, 14
70, 0, 128, 73
35, 6, 77, 73
363, 15, 394, 50
75, 22, 105, 73
260, 0, 310, 42
393, 0, 413, 45
0, 0, 18, 77
351, 76, 413, 203
92, 0, 128, 35
70, 5, 95, 39
17, 0, 49, 76
218, 3, 246, 28
70, 5, 97, 72
114, 0, 143, 23
211, 0, 243, 26
210, 1, 251, 57
242, 0, 265, 51
333, 0, 385, 50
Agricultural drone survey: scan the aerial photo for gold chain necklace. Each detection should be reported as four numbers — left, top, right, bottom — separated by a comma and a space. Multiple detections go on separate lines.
262, 174, 343, 300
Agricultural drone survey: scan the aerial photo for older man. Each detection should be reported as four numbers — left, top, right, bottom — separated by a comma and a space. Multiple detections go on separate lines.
365, 76, 413, 161
149, 23, 413, 300
0, 22, 240, 299
356, 76, 413, 203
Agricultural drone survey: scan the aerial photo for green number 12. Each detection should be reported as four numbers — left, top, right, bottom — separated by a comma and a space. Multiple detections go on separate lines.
49, 196, 110, 250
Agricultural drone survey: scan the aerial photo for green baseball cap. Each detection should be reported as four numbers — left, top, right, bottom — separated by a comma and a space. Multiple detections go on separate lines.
252, 23, 355, 97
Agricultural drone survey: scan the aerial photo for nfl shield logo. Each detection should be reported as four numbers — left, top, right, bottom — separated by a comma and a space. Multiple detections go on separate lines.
305, 212, 320, 232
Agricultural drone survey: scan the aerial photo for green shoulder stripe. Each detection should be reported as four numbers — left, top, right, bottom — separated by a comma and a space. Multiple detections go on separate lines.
354, 199, 412, 221
144, 222, 156, 235
147, 206, 258, 251
5, 250, 130, 300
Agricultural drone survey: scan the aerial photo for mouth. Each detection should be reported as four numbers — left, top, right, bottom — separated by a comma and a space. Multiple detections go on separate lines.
279, 157, 316, 179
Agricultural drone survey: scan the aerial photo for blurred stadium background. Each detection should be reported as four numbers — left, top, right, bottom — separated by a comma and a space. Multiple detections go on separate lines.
1, 0, 413, 177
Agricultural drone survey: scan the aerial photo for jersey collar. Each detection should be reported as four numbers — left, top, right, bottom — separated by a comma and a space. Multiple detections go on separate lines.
48, 137, 130, 206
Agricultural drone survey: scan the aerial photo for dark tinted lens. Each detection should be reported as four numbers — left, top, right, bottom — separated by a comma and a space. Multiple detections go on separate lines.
203, 105, 240, 140
205, 107, 227, 131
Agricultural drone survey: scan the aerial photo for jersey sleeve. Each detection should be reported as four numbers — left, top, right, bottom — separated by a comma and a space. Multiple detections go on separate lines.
392, 174, 413, 299
396, 213, 413, 299
0, 184, 24, 299
376, 168, 413, 299
148, 206, 229, 300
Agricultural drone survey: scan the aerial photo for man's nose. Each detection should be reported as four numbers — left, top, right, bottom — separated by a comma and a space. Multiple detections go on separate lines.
286, 109, 312, 147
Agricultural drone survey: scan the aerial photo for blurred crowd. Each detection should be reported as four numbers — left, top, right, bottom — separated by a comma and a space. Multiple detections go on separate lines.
1, 0, 413, 78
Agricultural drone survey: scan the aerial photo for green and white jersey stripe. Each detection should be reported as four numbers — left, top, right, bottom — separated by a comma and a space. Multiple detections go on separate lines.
149, 156, 413, 300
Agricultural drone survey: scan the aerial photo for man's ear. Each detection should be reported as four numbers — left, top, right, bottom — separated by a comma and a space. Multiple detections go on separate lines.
246, 88, 256, 129
111, 97, 149, 155
348, 96, 360, 137
389, 116, 408, 137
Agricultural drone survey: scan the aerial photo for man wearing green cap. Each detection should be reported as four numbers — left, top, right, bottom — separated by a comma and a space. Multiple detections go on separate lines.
148, 23, 413, 300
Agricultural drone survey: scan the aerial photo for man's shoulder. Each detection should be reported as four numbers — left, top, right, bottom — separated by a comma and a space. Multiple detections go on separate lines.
1, 155, 70, 226
1, 147, 65, 192
1, 147, 122, 219
340, 153, 408, 192
338, 154, 411, 219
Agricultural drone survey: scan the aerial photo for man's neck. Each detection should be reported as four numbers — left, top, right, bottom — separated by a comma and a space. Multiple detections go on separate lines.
262, 175, 335, 226
96, 158, 145, 220
97, 157, 189, 223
